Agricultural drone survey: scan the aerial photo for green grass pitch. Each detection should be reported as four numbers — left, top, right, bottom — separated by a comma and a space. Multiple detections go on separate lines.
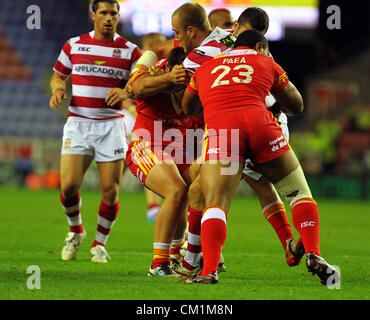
0, 187, 369, 300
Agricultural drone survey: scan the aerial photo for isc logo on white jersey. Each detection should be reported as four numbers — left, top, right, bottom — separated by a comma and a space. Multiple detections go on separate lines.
77, 46, 91, 52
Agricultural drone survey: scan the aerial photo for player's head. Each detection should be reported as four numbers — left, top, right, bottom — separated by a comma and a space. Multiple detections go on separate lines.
165, 47, 187, 92
172, 3, 211, 53
166, 46, 187, 71
234, 7, 269, 36
208, 8, 234, 30
234, 30, 269, 55
141, 33, 167, 51
91, 0, 120, 39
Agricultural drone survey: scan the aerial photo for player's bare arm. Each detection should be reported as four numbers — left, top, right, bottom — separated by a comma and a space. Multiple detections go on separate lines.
105, 75, 137, 107
132, 65, 186, 98
182, 89, 203, 117
49, 72, 68, 110
271, 81, 303, 116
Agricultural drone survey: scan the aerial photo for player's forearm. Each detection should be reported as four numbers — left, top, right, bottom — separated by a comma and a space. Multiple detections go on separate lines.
132, 73, 172, 98
50, 73, 67, 94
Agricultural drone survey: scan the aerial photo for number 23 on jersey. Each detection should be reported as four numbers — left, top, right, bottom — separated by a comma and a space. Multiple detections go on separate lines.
211, 64, 254, 88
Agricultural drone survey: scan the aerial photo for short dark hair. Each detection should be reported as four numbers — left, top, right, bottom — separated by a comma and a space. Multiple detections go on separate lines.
234, 30, 268, 50
238, 7, 269, 33
91, 0, 120, 13
167, 47, 187, 70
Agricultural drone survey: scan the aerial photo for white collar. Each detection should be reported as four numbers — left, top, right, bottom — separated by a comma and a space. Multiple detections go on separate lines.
199, 27, 231, 46
89, 30, 120, 41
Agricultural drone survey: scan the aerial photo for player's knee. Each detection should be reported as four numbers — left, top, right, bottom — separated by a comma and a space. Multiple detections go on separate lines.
274, 165, 312, 206
166, 180, 189, 206
60, 183, 80, 199
101, 185, 119, 205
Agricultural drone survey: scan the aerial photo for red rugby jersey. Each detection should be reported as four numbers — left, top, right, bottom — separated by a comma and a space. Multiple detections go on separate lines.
187, 46, 289, 123
131, 59, 193, 145
132, 59, 186, 122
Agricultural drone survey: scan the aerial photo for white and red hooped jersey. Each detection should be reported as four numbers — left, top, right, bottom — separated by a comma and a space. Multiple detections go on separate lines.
53, 31, 142, 120
182, 27, 235, 74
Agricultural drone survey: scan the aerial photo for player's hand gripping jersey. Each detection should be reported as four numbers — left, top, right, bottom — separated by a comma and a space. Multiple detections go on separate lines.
54, 31, 142, 120
187, 46, 291, 164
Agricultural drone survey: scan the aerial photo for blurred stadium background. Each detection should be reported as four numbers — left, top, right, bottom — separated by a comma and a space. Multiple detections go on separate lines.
0, 0, 369, 200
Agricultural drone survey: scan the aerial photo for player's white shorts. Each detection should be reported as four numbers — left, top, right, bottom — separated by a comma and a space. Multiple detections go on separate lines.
122, 109, 136, 137
61, 117, 128, 162
243, 113, 289, 180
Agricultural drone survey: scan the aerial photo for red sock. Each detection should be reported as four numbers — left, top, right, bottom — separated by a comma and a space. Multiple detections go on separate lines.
291, 198, 320, 256
60, 192, 83, 233
200, 207, 227, 276
146, 203, 160, 221
92, 201, 119, 247
148, 203, 160, 210
183, 207, 202, 270
170, 238, 185, 256
263, 201, 293, 249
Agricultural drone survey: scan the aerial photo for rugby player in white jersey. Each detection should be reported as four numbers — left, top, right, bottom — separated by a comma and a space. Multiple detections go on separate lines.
161, 4, 300, 276
169, 3, 235, 275
49, 0, 142, 263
